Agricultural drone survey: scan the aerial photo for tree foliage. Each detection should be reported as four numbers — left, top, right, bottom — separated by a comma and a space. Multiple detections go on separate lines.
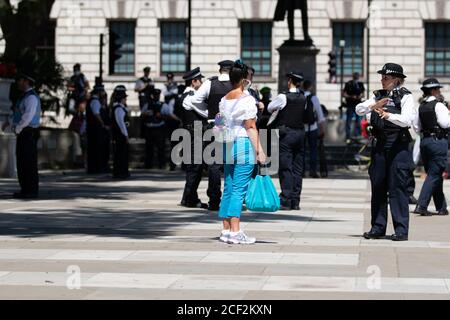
0, 0, 65, 114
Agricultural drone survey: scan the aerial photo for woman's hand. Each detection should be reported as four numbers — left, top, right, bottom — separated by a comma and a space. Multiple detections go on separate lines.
257, 151, 267, 164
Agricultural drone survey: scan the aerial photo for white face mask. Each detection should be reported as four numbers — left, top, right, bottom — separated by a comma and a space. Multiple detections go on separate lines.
244, 80, 252, 90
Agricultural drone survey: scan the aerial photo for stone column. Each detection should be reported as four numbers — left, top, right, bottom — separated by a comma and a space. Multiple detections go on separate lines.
277, 42, 320, 93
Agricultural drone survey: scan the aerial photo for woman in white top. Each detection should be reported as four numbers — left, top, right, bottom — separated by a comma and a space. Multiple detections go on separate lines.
217, 60, 266, 245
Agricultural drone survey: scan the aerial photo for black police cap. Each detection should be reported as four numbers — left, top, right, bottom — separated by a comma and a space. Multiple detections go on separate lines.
218, 60, 234, 69
16, 72, 36, 84
421, 78, 443, 91
377, 63, 407, 78
286, 71, 304, 82
183, 67, 204, 81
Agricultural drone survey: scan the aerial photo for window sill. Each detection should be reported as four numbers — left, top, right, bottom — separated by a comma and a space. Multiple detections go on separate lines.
254, 76, 277, 83
103, 75, 137, 82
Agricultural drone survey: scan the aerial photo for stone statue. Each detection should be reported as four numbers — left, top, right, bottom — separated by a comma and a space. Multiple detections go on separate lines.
274, 0, 312, 44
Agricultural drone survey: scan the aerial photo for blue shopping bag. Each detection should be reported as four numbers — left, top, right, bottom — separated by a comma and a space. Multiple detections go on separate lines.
245, 166, 280, 212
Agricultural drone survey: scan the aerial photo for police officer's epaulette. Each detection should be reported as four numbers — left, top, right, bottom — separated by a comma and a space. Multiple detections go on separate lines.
399, 87, 412, 95
208, 76, 219, 81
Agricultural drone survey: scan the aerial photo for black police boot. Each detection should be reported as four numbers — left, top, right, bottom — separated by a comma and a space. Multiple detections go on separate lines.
363, 230, 385, 240
413, 206, 432, 216
408, 196, 418, 205
391, 234, 408, 241
437, 209, 449, 216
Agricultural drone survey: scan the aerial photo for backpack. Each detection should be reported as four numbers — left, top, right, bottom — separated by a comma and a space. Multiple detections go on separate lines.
303, 94, 317, 125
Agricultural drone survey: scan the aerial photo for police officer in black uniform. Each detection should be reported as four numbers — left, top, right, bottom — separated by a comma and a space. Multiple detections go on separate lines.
343, 72, 365, 144
356, 63, 416, 241
112, 86, 130, 179
2, 72, 41, 199
268, 71, 306, 211
86, 83, 108, 174
135, 66, 154, 110
413, 78, 450, 216
179, 67, 209, 209
183, 60, 234, 211
142, 89, 166, 169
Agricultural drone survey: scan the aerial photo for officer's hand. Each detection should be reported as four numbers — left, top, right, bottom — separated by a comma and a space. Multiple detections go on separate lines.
379, 111, 391, 120
258, 102, 265, 111
371, 98, 389, 110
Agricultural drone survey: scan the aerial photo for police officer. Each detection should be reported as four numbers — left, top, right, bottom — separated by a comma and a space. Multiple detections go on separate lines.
356, 63, 415, 241
112, 86, 130, 179
2, 72, 41, 199
179, 67, 209, 209
135, 66, 154, 110
163, 72, 179, 107
69, 63, 90, 110
258, 87, 272, 129
142, 89, 166, 169
268, 71, 306, 210
343, 72, 365, 144
183, 60, 234, 211
413, 78, 450, 216
86, 83, 108, 174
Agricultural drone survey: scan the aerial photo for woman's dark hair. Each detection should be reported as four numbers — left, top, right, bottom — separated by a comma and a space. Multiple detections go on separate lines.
230, 59, 249, 87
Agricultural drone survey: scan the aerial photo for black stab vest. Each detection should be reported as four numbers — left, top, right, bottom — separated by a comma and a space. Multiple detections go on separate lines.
181, 91, 205, 126
207, 77, 232, 120
112, 104, 129, 139
419, 99, 439, 132
371, 87, 412, 147
276, 92, 306, 129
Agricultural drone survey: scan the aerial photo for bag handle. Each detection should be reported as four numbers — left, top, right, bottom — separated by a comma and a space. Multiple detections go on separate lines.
255, 163, 269, 176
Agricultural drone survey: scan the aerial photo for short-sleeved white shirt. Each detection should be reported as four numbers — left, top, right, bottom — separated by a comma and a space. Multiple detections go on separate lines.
219, 95, 257, 138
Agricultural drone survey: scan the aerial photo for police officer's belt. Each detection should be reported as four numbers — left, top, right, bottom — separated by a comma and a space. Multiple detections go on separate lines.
423, 127, 448, 139
278, 124, 305, 130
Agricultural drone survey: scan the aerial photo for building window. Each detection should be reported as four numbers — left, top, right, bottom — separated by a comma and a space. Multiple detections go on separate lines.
109, 21, 136, 75
241, 22, 272, 76
332, 22, 365, 76
36, 19, 56, 60
425, 23, 450, 77
161, 21, 187, 73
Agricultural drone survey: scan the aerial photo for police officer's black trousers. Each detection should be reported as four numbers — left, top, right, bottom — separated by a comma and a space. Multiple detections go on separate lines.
369, 141, 412, 236
417, 137, 448, 211
145, 127, 166, 169
278, 127, 305, 208
87, 126, 101, 174
207, 145, 222, 209
113, 135, 129, 178
181, 130, 206, 206
99, 128, 111, 173
16, 128, 39, 195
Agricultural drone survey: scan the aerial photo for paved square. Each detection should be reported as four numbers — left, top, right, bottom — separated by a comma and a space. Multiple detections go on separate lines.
0, 170, 450, 299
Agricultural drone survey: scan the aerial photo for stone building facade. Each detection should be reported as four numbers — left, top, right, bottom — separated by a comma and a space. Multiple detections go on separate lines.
2, 0, 450, 110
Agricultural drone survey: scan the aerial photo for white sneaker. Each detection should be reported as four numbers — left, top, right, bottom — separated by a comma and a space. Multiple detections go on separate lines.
219, 230, 231, 243
228, 231, 256, 244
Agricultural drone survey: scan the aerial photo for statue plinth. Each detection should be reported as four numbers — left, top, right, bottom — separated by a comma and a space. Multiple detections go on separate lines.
277, 42, 320, 93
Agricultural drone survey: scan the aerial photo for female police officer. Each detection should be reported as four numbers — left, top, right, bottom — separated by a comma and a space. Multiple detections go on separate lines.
413, 78, 450, 216
356, 63, 416, 241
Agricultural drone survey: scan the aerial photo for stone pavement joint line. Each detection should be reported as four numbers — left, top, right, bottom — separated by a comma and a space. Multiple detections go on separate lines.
0, 173, 450, 299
